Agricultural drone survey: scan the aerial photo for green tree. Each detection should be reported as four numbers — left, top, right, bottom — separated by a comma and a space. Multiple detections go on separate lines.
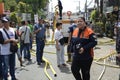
16, 2, 27, 13
90, 10, 99, 22
2, 0, 49, 21
10, 11, 22, 24
17, 0, 49, 14
95, 21, 104, 37
2, 0, 49, 14
90, 9, 106, 37
4, 0, 17, 11
0, 0, 2, 2
10, 12, 17, 23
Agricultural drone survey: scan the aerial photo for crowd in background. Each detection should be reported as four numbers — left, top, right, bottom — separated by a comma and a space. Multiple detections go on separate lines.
0, 15, 98, 80
0, 16, 52, 80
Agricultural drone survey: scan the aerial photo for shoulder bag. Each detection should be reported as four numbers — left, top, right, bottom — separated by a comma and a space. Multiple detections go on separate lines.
3, 28, 18, 53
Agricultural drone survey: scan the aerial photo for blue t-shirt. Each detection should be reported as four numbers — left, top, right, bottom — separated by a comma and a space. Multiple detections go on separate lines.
68, 24, 77, 33
34, 24, 46, 38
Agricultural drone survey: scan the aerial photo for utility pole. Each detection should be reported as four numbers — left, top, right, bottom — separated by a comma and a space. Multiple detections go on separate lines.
100, 0, 103, 14
79, 1, 80, 13
95, 0, 99, 12
85, 0, 87, 20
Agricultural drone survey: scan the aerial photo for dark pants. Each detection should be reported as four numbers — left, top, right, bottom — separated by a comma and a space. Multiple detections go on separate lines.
20, 43, 31, 61
0, 55, 3, 79
71, 57, 93, 80
59, 9, 62, 20
30, 38, 32, 49
1, 54, 16, 80
36, 38, 45, 63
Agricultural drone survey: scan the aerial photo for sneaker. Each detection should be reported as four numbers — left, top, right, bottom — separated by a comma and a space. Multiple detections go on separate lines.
57, 65, 61, 67
28, 59, 32, 62
20, 64, 25, 67
15, 78, 18, 80
41, 60, 45, 63
24, 58, 27, 61
37, 62, 41, 65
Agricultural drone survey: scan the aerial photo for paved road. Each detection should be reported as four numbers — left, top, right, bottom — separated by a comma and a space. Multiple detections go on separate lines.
12, 41, 120, 80
8, 29, 120, 80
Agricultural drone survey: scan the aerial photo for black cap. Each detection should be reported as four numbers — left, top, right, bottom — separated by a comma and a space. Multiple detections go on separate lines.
2, 17, 10, 23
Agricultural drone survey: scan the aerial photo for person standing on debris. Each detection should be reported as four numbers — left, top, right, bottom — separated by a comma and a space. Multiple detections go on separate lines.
71, 17, 97, 80
54, 22, 67, 67
34, 18, 46, 65
58, 0, 63, 20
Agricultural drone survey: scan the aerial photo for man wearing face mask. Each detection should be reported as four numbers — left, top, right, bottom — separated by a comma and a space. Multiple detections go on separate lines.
71, 17, 97, 80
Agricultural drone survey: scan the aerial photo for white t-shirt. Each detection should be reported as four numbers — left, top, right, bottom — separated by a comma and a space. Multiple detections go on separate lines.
19, 26, 31, 43
54, 29, 63, 44
0, 27, 15, 55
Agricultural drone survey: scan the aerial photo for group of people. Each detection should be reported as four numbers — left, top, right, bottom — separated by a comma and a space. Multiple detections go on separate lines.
0, 17, 49, 80
54, 17, 97, 80
0, 13, 97, 80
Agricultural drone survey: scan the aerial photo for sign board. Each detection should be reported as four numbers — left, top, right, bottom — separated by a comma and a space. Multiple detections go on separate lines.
106, 6, 113, 13
34, 14, 38, 23
26, 13, 31, 20
22, 13, 26, 21
17, 13, 31, 21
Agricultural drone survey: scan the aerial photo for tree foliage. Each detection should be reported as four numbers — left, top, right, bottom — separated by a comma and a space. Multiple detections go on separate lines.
0, 0, 2, 2
16, 1, 32, 13
4, 0, 17, 11
3, 0, 49, 14
2, 0, 49, 22
16, 1, 26, 13
10, 12, 17, 23
90, 10, 99, 22
17, 0, 49, 14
